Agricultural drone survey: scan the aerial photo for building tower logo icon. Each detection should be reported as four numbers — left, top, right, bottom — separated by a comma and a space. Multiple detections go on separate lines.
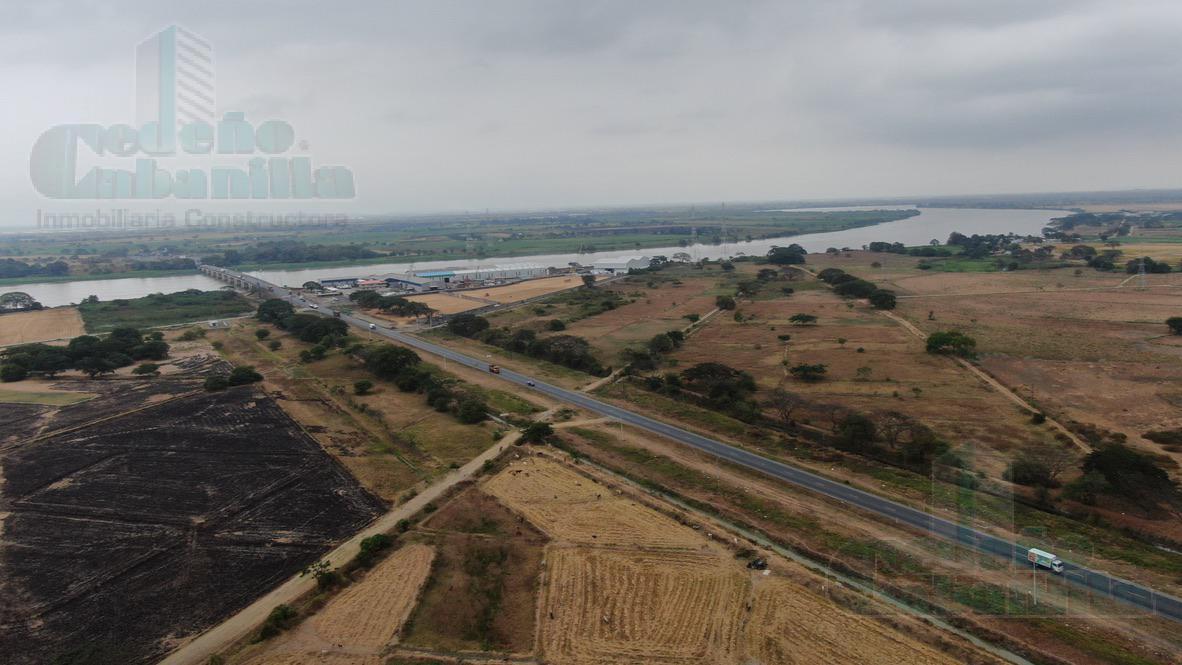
137, 26, 216, 154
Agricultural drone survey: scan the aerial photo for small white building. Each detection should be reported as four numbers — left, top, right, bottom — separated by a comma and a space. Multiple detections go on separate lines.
593, 256, 651, 273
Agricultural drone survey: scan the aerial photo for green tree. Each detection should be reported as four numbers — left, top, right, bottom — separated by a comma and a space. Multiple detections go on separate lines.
362, 345, 421, 379
521, 421, 555, 443
1167, 316, 1182, 335
0, 363, 27, 382
925, 331, 977, 358
457, 397, 489, 423
353, 379, 374, 395
204, 375, 230, 391
789, 313, 818, 325
255, 328, 271, 340
256, 298, 294, 324
448, 313, 491, 337
547, 319, 567, 331
227, 365, 263, 386
132, 362, 160, 376
789, 363, 828, 382
715, 295, 737, 310
868, 289, 897, 310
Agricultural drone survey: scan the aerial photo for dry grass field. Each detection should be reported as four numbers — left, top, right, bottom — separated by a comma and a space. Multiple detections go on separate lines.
308, 544, 434, 649
476, 274, 587, 303
480, 455, 999, 665
539, 546, 747, 664
241, 544, 434, 664
0, 307, 84, 346
563, 275, 721, 360
484, 457, 708, 550
406, 292, 482, 314
207, 321, 525, 501
671, 286, 1061, 474
744, 577, 965, 665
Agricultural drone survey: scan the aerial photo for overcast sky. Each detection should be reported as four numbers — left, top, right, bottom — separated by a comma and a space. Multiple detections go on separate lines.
4, 0, 1182, 220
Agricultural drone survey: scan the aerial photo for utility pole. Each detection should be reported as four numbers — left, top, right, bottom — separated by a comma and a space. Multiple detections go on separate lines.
1138, 256, 1148, 289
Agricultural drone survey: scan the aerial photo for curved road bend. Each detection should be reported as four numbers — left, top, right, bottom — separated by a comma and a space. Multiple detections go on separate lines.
239, 271, 1182, 623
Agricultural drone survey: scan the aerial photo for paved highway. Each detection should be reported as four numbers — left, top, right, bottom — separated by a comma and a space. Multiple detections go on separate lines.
235, 270, 1182, 623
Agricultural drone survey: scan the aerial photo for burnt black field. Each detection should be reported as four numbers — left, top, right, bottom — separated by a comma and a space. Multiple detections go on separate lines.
0, 384, 385, 664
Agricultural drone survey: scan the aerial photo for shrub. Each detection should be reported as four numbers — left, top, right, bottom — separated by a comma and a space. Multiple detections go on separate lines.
256, 604, 297, 641
1167, 317, 1182, 335
448, 314, 491, 338
203, 375, 230, 391
868, 289, 897, 310
268, 339, 281, 350
547, 319, 567, 331
255, 328, 270, 340
521, 421, 554, 443
354, 379, 374, 395
0, 364, 28, 382
457, 397, 489, 423
925, 331, 977, 358
132, 362, 159, 376
227, 365, 263, 386
354, 533, 394, 567
715, 295, 736, 310
1003, 458, 1056, 487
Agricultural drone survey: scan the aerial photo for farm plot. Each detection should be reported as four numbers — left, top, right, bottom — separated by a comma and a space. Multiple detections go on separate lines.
484, 457, 706, 550
563, 278, 720, 360
0, 306, 84, 345
539, 546, 747, 665
744, 577, 963, 665
0, 385, 385, 665
244, 544, 435, 664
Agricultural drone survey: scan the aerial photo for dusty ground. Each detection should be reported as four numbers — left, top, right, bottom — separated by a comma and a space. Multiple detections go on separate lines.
240, 544, 434, 664
0, 307, 84, 346
407, 293, 483, 314
476, 274, 587, 303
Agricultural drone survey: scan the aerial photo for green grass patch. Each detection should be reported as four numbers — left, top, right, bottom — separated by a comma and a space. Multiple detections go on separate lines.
0, 388, 94, 406
79, 289, 254, 332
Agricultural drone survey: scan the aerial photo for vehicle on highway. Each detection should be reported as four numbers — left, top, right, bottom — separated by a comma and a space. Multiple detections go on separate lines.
1028, 548, 1064, 573
526, 380, 535, 386
368, 323, 377, 330
488, 364, 501, 374
332, 310, 341, 318
309, 304, 319, 309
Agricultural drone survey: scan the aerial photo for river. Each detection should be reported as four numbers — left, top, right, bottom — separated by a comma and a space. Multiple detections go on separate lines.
5, 207, 1065, 307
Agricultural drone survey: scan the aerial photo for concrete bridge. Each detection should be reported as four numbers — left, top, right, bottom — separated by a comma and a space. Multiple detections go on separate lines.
198, 264, 273, 292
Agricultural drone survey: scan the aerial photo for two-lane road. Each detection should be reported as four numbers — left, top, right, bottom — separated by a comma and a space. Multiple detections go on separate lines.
240, 271, 1182, 623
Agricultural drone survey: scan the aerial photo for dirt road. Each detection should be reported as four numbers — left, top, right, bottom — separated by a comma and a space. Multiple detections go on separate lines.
878, 310, 1090, 452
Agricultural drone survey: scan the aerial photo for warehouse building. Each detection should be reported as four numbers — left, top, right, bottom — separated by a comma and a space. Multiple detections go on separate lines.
592, 256, 652, 273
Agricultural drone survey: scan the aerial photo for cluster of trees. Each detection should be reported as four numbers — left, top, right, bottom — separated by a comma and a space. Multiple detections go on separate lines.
1167, 317, 1182, 335
925, 331, 977, 358
1125, 256, 1174, 274
257, 299, 350, 361
204, 365, 264, 391
866, 240, 955, 258
0, 258, 69, 279
127, 257, 197, 272
1006, 443, 1179, 511
0, 292, 43, 311
358, 344, 488, 423
1, 327, 169, 381
621, 329, 685, 370
816, 268, 896, 309
766, 244, 807, 265
446, 313, 608, 376
348, 290, 435, 319
945, 232, 1020, 259
638, 362, 760, 420
833, 410, 953, 472
1060, 244, 1125, 271
203, 241, 380, 267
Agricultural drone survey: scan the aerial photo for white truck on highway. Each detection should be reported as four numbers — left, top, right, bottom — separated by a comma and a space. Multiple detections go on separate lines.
1027, 548, 1064, 573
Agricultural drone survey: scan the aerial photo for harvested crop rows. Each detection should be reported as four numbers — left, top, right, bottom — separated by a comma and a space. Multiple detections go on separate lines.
309, 543, 434, 649
539, 546, 746, 665
484, 458, 705, 550
744, 577, 962, 665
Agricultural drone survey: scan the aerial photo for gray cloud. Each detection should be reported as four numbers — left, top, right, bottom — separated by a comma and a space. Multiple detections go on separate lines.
3, 0, 1182, 217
